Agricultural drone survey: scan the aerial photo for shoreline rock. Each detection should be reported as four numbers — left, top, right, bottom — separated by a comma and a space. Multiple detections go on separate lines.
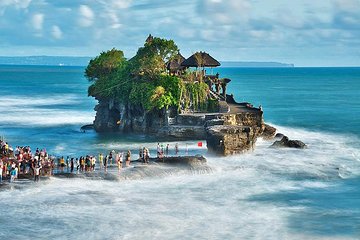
260, 124, 277, 140
206, 125, 257, 155
271, 136, 307, 149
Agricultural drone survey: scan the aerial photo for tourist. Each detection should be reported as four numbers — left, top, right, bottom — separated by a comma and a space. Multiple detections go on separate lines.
158, 148, 164, 161
85, 156, 91, 171
139, 147, 143, 160
5, 142, 9, 155
91, 156, 96, 171
10, 167, 16, 182
109, 151, 113, 165
59, 156, 65, 170
3, 162, 7, 179
157, 143, 161, 158
111, 150, 116, 164
34, 165, 41, 182
76, 158, 80, 171
165, 144, 169, 156
70, 158, 74, 172
26, 160, 30, 174
14, 165, 19, 180
142, 147, 149, 163
66, 156, 70, 168
80, 157, 85, 171
104, 155, 108, 169
126, 150, 131, 167
99, 153, 103, 169
0, 159, 3, 183
175, 143, 179, 155
117, 152, 122, 170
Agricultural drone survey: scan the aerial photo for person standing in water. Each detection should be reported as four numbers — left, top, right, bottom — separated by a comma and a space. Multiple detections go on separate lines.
10, 166, 17, 182
157, 143, 161, 158
34, 165, 41, 182
70, 158, 74, 172
99, 153, 103, 169
165, 144, 169, 157
76, 158, 80, 171
91, 156, 96, 171
175, 143, 179, 155
0, 159, 3, 183
125, 150, 131, 167
139, 147, 143, 160
117, 152, 122, 170
109, 151, 113, 166
104, 155, 108, 169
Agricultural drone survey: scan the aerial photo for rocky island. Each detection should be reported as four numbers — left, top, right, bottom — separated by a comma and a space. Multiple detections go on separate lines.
86, 35, 269, 155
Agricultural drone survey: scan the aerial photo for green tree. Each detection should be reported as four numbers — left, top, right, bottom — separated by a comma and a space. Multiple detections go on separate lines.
146, 37, 179, 63
85, 48, 126, 81
130, 37, 179, 77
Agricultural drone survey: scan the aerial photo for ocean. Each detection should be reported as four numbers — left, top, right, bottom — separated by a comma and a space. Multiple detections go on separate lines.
0, 65, 359, 239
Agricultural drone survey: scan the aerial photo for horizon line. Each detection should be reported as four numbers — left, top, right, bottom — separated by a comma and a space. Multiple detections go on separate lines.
0, 56, 359, 68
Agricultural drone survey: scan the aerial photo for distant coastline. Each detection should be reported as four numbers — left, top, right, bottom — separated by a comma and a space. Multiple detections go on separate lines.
220, 61, 294, 68
0, 56, 294, 68
0, 56, 92, 67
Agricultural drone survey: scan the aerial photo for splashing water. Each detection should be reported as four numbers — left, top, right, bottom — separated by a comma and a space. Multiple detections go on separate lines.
0, 66, 359, 239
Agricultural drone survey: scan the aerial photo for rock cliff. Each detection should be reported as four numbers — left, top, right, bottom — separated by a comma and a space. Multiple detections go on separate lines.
93, 97, 266, 155
205, 110, 264, 155
93, 97, 169, 133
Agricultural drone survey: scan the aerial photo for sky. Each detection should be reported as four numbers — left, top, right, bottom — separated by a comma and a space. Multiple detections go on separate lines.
0, 0, 359, 66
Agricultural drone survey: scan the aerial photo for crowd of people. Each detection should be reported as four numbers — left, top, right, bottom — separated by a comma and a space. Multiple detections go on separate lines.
0, 140, 51, 184
1, 138, 188, 184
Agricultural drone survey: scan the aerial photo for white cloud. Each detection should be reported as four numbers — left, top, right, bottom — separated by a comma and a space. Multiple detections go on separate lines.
0, 0, 32, 9
32, 13, 44, 30
198, 0, 251, 24
51, 25, 63, 39
0, 0, 358, 66
110, 0, 132, 9
78, 4, 94, 27
335, 0, 360, 12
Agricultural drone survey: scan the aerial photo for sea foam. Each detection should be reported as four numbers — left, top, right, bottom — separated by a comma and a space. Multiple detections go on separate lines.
0, 125, 359, 240
0, 95, 94, 126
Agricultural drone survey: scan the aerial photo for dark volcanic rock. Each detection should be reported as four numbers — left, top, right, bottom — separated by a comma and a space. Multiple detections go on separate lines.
275, 133, 285, 139
261, 124, 277, 140
271, 136, 306, 149
156, 125, 206, 140
153, 155, 206, 165
206, 125, 257, 155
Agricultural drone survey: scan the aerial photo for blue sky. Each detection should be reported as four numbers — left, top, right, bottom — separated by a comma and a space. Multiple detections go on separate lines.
0, 0, 359, 66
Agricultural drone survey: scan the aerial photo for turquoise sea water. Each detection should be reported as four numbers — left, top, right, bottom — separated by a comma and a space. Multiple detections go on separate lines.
0, 65, 359, 239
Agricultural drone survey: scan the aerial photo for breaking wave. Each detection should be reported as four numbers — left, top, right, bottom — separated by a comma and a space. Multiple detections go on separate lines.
0, 95, 95, 126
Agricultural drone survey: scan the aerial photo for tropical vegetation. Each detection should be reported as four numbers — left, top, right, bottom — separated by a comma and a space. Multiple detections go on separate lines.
86, 36, 214, 113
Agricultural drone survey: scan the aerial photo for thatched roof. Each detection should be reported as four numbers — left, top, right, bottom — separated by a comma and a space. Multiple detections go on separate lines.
221, 78, 231, 84
181, 52, 220, 68
166, 53, 186, 71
